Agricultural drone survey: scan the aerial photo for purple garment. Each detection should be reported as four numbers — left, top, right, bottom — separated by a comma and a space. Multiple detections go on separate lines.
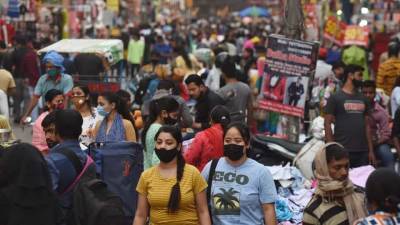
368, 103, 391, 144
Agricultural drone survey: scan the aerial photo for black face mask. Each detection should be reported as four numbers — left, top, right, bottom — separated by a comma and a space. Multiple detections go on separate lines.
155, 148, 179, 163
47, 141, 58, 149
352, 79, 363, 89
164, 116, 178, 125
224, 144, 245, 161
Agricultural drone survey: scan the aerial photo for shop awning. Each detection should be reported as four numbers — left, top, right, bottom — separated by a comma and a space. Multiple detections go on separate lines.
38, 39, 124, 65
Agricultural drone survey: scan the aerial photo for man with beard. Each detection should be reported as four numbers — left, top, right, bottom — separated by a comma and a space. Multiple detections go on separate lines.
41, 111, 58, 150
185, 74, 224, 130
324, 65, 375, 167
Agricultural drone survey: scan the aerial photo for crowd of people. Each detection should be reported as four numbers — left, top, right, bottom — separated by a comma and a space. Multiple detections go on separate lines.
0, 17, 400, 225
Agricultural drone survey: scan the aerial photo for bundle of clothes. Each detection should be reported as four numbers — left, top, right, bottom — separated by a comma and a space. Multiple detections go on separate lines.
266, 164, 375, 225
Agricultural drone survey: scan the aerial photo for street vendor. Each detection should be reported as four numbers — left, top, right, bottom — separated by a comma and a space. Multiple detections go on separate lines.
20, 51, 73, 124
303, 143, 367, 225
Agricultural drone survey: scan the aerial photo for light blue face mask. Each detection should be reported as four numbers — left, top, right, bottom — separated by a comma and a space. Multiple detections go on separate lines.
97, 105, 110, 117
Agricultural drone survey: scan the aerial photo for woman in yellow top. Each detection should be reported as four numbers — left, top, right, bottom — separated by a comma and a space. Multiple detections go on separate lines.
134, 125, 211, 225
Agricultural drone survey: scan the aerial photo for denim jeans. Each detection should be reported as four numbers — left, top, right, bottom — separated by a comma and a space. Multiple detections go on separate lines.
375, 144, 395, 170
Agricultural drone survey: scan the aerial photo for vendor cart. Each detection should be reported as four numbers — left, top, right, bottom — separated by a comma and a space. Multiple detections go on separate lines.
38, 39, 124, 93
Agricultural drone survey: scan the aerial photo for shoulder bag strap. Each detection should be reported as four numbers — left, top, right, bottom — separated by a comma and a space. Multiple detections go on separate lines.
207, 158, 219, 203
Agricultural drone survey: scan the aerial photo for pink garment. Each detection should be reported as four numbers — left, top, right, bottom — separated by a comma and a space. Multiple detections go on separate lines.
243, 39, 255, 50
32, 111, 49, 152
349, 165, 375, 188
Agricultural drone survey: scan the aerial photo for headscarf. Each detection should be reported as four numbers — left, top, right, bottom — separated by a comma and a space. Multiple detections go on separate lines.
314, 142, 367, 224
0, 143, 60, 225
43, 50, 65, 72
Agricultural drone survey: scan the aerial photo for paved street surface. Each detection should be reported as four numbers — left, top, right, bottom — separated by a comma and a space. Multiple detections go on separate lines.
12, 123, 32, 143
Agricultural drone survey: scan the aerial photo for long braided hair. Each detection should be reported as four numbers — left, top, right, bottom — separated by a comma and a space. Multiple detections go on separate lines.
154, 125, 185, 213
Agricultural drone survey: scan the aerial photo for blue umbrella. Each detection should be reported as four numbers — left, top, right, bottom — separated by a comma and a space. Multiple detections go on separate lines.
239, 6, 270, 17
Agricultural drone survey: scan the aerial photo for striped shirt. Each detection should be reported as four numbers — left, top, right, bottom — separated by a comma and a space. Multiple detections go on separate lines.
303, 194, 357, 225
354, 212, 400, 225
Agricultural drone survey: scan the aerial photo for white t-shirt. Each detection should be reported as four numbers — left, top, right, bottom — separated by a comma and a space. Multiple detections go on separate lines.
79, 108, 103, 147
0, 89, 9, 118
391, 87, 400, 118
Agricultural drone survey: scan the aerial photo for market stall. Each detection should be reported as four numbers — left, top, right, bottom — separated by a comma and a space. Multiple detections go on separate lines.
38, 39, 124, 93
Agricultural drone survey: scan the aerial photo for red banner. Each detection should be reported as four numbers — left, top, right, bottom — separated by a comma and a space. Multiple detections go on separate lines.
343, 25, 369, 47
258, 99, 304, 117
323, 16, 346, 46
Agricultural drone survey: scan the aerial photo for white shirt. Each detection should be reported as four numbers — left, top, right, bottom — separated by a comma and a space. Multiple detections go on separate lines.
79, 108, 103, 147
0, 89, 9, 118
391, 86, 400, 118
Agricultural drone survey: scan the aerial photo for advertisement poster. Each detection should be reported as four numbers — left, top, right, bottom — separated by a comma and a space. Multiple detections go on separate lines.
258, 35, 319, 118
343, 25, 369, 47
323, 16, 347, 46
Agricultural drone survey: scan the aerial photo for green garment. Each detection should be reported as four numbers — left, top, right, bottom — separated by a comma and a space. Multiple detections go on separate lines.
144, 123, 162, 169
342, 45, 369, 80
127, 39, 145, 64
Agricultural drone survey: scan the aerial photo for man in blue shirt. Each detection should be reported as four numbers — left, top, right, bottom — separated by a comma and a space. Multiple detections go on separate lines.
153, 36, 172, 64
21, 51, 73, 124
45, 110, 93, 212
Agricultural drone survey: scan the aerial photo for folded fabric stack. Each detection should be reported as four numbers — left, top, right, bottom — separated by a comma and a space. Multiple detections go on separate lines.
266, 164, 314, 225
266, 164, 376, 225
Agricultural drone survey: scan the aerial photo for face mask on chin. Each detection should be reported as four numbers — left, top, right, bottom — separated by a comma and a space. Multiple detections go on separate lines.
47, 140, 58, 149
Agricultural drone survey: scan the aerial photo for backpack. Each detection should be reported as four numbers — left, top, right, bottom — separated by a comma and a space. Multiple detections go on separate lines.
88, 142, 144, 218
58, 149, 127, 225
134, 75, 158, 105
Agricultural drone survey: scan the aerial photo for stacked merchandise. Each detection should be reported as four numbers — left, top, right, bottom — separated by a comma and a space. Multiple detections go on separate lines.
266, 164, 375, 225
266, 164, 314, 225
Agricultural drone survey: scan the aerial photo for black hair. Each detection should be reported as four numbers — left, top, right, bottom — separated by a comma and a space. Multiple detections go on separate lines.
332, 61, 346, 71
73, 85, 92, 110
362, 80, 376, 90
394, 76, 400, 89
325, 144, 349, 163
154, 125, 185, 213
116, 89, 132, 106
223, 122, 251, 144
41, 111, 57, 128
15, 34, 27, 46
341, 64, 364, 83
184, 74, 204, 86
157, 80, 179, 95
99, 92, 137, 138
55, 109, 83, 140
388, 42, 399, 58
44, 89, 63, 103
210, 105, 231, 130
365, 168, 400, 213
141, 97, 180, 147
221, 56, 237, 79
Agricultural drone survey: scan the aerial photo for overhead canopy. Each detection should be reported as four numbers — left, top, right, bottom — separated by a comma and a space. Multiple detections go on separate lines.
38, 39, 124, 65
